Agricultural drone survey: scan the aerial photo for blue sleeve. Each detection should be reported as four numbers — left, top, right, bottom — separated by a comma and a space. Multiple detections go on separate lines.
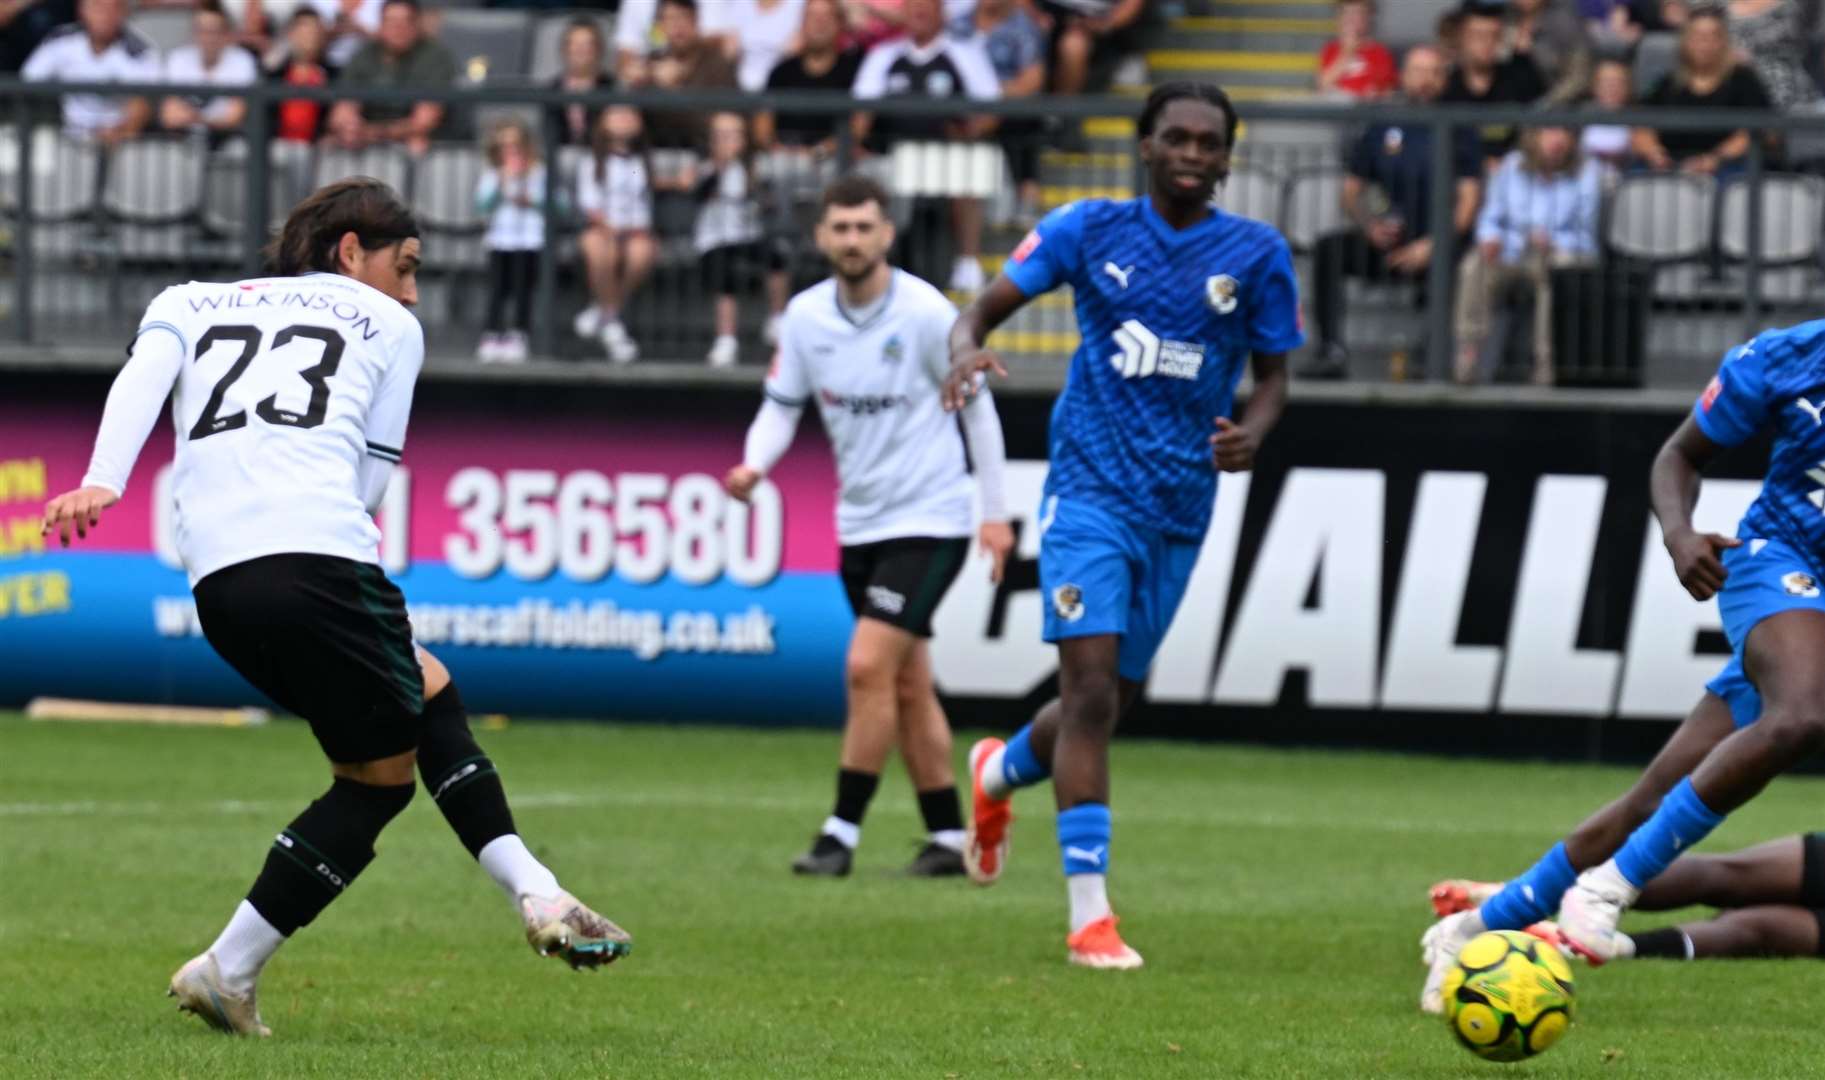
1247, 237, 1305, 355
1002, 202, 1086, 297
1694, 337, 1774, 447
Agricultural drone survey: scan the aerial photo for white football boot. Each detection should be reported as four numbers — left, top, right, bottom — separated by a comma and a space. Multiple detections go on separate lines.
168, 953, 271, 1037
1419, 909, 1485, 1015
1553, 861, 1639, 965
519, 890, 633, 970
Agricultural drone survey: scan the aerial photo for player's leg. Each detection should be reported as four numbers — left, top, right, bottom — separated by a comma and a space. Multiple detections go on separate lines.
1633, 835, 1807, 911
1627, 906, 1822, 960
948, 196, 985, 292
175, 556, 425, 1035
1421, 676, 1750, 1012
413, 647, 631, 968
1560, 596, 1825, 961
896, 641, 968, 877
1625, 834, 1825, 959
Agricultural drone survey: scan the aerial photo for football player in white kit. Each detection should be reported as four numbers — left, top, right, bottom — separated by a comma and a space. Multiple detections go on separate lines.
41, 179, 630, 1037
725, 176, 1013, 877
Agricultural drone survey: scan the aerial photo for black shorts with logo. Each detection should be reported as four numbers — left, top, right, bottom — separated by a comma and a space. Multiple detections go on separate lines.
191, 553, 424, 764
839, 536, 969, 639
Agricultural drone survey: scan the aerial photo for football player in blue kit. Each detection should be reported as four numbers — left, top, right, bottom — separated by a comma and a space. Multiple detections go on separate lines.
940, 81, 1304, 968
1421, 321, 1825, 1001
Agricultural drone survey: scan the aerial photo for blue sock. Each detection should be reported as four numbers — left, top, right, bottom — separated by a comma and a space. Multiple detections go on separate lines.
1057, 803, 1111, 877
1477, 842, 1577, 930
1000, 724, 1049, 790
1613, 778, 1725, 889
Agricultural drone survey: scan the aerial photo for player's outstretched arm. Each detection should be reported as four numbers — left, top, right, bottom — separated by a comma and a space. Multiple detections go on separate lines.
1211, 353, 1288, 473
726, 397, 803, 503
41, 323, 186, 546
943, 277, 1029, 412
1650, 415, 1737, 601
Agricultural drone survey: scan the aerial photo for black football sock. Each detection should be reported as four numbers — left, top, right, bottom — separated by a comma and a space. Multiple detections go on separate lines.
245, 777, 415, 935
1628, 927, 1694, 960
416, 683, 516, 858
823, 768, 880, 848
917, 785, 965, 848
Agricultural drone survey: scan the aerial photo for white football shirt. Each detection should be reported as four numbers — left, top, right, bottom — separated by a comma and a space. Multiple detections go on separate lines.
21, 25, 162, 137
765, 270, 973, 546
161, 44, 259, 126
100, 273, 423, 584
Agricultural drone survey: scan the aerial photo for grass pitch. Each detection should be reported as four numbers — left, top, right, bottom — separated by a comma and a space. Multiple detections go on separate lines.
5, 713, 1825, 1078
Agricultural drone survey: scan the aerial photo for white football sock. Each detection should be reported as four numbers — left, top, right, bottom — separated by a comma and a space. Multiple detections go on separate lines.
981, 743, 1012, 800
209, 900, 286, 995
1587, 858, 1642, 903
929, 828, 966, 853
1067, 874, 1112, 934
821, 816, 861, 850
478, 834, 562, 902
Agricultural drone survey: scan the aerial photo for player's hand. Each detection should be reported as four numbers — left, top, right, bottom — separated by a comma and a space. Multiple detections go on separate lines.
978, 520, 1014, 584
723, 465, 762, 503
1665, 527, 1741, 601
40, 485, 119, 547
943, 348, 1006, 412
1210, 417, 1261, 473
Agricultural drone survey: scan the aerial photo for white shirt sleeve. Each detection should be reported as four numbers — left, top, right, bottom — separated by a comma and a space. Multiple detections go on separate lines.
218, 47, 259, 86
960, 389, 1007, 522
951, 40, 1002, 100
763, 311, 812, 406
123, 35, 163, 81
851, 43, 895, 99
21, 37, 64, 81
80, 321, 186, 497
364, 317, 424, 474
741, 397, 802, 475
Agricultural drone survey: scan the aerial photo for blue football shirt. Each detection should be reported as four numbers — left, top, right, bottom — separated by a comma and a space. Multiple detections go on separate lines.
1002, 197, 1304, 540
1694, 320, 1825, 566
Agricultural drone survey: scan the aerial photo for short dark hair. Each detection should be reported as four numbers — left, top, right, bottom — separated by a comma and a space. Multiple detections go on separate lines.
820, 174, 891, 218
1137, 81, 1238, 145
660, 0, 699, 12
266, 177, 420, 276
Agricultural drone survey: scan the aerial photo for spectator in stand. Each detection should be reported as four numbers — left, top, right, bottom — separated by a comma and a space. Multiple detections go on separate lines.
267, 8, 335, 143
1443, 2, 1548, 164
957, 0, 1048, 226
1454, 125, 1602, 386
160, 3, 258, 140
1507, 0, 1592, 104
550, 17, 614, 148
245, 0, 381, 68
1632, 8, 1770, 175
1305, 45, 1484, 380
853, 0, 1001, 292
475, 119, 549, 365
842, 0, 908, 50
631, 0, 739, 148
756, 0, 864, 157
1721, 0, 1811, 111
1, 0, 76, 74
1040, 0, 1147, 95
690, 112, 770, 369
1436, 8, 1465, 63
1316, 0, 1397, 102
574, 106, 656, 364
1580, 56, 1634, 171
326, 0, 457, 155
21, 0, 157, 145
715, 0, 809, 93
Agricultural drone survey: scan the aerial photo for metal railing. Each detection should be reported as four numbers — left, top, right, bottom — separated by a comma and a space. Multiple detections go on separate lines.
5, 81, 1825, 388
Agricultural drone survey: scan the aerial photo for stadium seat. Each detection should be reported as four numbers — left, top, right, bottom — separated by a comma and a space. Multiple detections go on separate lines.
1634, 33, 1678, 95
1606, 171, 1716, 300
0, 127, 100, 223
528, 13, 618, 84
439, 10, 536, 84
101, 137, 207, 260
313, 146, 412, 200
199, 141, 307, 262
127, 10, 193, 54
1719, 173, 1825, 303
1219, 161, 1282, 229
886, 142, 1004, 200
413, 143, 486, 270
1282, 167, 1343, 253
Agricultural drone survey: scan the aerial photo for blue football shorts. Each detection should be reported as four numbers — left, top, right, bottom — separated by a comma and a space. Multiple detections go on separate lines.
1037, 493, 1203, 683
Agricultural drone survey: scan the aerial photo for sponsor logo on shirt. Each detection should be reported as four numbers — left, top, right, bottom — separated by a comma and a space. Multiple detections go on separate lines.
819, 389, 910, 416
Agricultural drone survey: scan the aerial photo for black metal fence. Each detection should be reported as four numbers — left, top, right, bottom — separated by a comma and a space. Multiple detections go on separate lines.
5, 82, 1825, 389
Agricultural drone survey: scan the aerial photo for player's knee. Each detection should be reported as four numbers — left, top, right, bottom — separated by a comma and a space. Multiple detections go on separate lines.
1061, 669, 1121, 731
1058, 29, 1090, 63
846, 648, 898, 695
1755, 707, 1825, 758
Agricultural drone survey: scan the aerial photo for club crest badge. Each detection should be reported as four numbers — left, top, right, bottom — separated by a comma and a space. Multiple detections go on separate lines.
1206, 274, 1239, 315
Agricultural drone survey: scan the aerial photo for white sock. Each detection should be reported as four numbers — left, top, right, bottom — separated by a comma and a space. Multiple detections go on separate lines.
981, 744, 1012, 800
930, 828, 965, 853
1067, 873, 1112, 934
821, 815, 860, 850
477, 834, 562, 902
209, 900, 286, 995
1587, 858, 1642, 903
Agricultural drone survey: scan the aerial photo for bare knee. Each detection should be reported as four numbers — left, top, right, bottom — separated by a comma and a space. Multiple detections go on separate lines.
1057, 28, 1091, 65
846, 649, 898, 696
1061, 668, 1120, 732
416, 646, 451, 699
1754, 710, 1825, 759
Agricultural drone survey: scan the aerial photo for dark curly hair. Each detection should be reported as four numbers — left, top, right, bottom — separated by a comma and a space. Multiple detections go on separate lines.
265, 177, 419, 276
1137, 81, 1238, 146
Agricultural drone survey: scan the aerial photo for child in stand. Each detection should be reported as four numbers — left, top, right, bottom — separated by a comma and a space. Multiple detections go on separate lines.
691, 111, 769, 368
574, 105, 655, 364
476, 119, 548, 364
